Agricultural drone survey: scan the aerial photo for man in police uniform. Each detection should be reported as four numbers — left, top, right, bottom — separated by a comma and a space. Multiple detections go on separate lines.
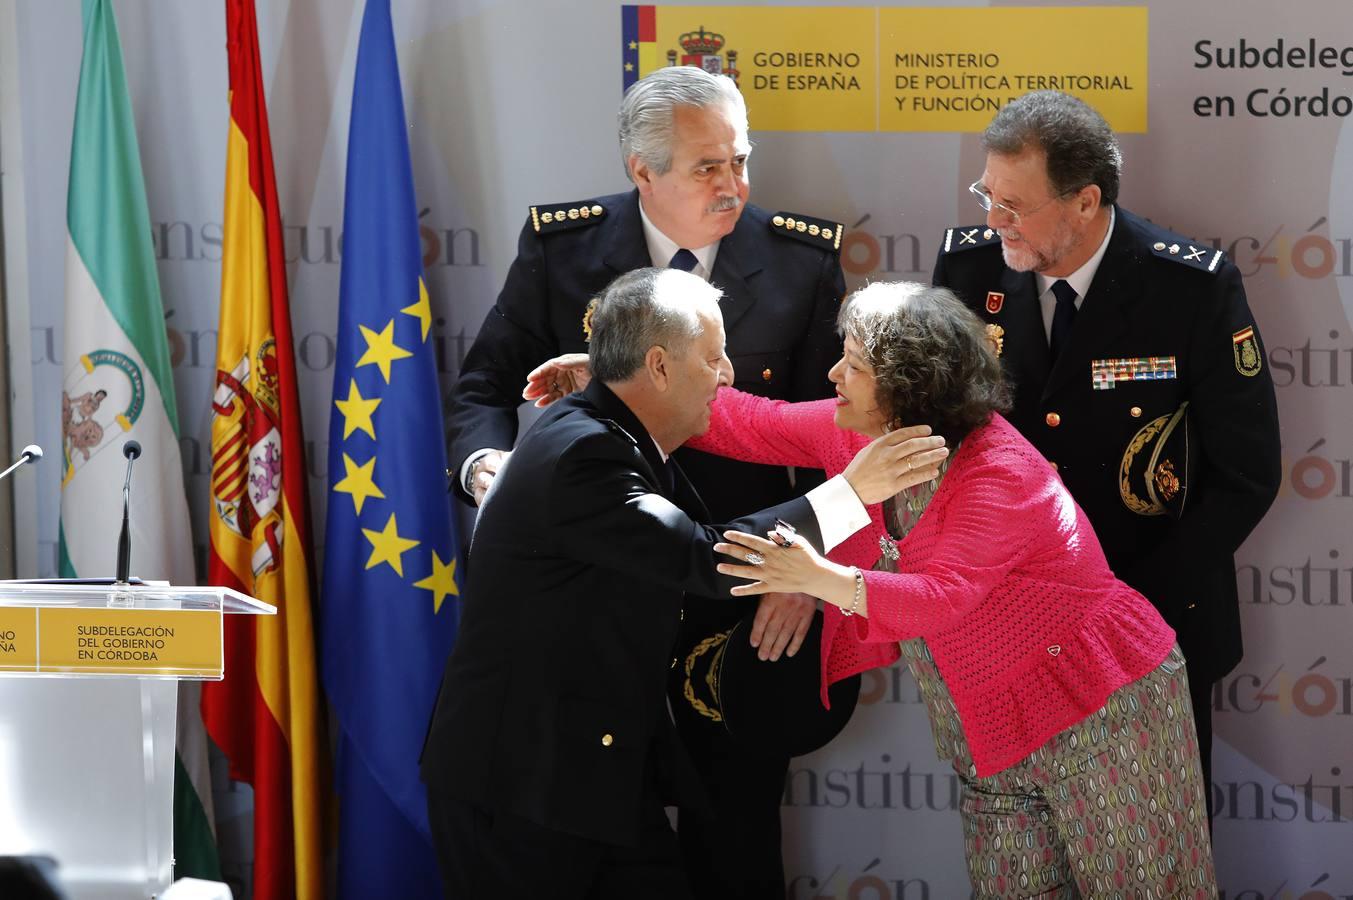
933, 91, 1281, 811
445, 66, 845, 898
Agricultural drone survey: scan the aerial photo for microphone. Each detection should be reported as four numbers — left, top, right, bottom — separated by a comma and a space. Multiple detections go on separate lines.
115, 440, 142, 585
0, 444, 43, 482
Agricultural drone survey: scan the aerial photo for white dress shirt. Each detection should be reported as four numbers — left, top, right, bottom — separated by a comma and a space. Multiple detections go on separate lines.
638, 200, 720, 280
1035, 206, 1116, 341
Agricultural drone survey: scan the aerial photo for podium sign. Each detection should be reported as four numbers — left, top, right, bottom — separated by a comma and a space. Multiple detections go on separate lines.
1, 607, 222, 677
0, 581, 274, 899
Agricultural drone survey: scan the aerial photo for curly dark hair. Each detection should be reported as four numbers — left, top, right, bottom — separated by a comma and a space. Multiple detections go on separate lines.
837, 282, 1011, 444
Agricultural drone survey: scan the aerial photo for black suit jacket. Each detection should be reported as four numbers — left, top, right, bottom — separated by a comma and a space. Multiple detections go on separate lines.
934, 207, 1281, 682
421, 381, 827, 847
446, 189, 844, 525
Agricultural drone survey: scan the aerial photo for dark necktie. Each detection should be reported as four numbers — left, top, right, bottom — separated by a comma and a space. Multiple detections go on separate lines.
668, 248, 699, 272
1049, 279, 1078, 363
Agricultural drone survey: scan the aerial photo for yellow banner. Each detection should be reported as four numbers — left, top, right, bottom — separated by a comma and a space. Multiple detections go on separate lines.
647, 7, 878, 131
0, 607, 37, 671
881, 7, 1148, 132
36, 607, 222, 678
634, 6, 1148, 133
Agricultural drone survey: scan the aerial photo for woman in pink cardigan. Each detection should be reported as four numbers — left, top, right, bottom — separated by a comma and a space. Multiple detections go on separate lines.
527, 281, 1216, 896
702, 282, 1216, 897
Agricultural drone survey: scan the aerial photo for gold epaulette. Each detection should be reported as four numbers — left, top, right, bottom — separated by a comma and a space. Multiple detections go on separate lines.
770, 212, 844, 253
530, 201, 607, 234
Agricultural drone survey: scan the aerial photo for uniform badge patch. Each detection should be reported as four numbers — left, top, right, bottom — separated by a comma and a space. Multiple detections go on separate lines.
1232, 326, 1262, 376
983, 323, 1004, 357
985, 291, 1004, 314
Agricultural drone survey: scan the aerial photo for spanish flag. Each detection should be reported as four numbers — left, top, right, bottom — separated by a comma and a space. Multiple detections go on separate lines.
200, 1, 324, 897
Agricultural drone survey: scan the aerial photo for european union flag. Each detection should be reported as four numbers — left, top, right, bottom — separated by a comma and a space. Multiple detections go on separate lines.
320, 1, 459, 896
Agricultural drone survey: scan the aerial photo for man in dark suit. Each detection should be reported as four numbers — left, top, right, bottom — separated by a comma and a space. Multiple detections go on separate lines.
445, 65, 845, 896
933, 91, 1281, 811
423, 268, 932, 898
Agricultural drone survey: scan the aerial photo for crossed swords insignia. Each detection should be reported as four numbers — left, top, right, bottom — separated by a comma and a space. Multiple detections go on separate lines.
1183, 245, 1206, 262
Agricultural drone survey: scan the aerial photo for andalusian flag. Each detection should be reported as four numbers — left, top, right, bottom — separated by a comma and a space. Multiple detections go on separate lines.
199, 1, 324, 898
57, 0, 218, 881
321, 1, 462, 895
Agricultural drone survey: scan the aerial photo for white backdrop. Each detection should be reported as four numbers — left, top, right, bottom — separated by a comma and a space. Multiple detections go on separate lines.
3, 1, 1351, 895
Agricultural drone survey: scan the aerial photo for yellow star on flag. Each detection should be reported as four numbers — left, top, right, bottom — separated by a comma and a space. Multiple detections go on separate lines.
333, 453, 385, 515
334, 378, 381, 439
628, 40, 637, 50
413, 550, 460, 613
401, 277, 433, 342
624, 62, 634, 72
357, 318, 413, 383
362, 513, 420, 577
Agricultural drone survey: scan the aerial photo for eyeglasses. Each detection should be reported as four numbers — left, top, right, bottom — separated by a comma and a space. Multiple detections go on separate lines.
968, 180, 1081, 226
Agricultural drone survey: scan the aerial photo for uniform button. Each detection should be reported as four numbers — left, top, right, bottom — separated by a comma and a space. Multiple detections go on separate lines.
601, 733, 614, 747
762, 368, 773, 382
1130, 406, 1142, 418
1045, 412, 1061, 427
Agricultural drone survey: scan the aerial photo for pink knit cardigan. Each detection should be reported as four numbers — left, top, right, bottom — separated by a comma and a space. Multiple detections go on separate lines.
689, 389, 1176, 776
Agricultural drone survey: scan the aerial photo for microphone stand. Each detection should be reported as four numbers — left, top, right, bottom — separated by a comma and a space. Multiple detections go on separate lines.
110, 441, 141, 605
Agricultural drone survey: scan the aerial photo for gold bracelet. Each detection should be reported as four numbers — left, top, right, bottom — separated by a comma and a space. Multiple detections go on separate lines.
842, 566, 863, 617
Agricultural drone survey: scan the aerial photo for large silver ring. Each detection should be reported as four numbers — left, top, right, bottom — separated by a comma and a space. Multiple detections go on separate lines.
906, 457, 914, 471
745, 551, 766, 566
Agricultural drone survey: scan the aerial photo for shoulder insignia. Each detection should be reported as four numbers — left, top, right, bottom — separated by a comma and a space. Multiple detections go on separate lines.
941, 225, 1001, 253
1148, 237, 1225, 273
530, 200, 607, 234
771, 212, 844, 252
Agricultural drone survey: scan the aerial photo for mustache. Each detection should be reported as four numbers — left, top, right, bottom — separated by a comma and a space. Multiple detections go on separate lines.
707, 195, 741, 214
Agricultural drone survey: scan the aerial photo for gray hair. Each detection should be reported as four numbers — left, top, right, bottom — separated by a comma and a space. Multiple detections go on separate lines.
589, 267, 720, 382
618, 66, 747, 180
982, 91, 1122, 207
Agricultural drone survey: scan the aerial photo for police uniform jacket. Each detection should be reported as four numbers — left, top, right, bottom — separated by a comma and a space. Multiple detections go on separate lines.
933, 206, 1280, 682
420, 380, 826, 847
446, 189, 845, 525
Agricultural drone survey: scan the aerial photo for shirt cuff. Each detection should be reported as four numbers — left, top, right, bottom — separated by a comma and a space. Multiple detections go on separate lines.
805, 474, 870, 552
459, 448, 496, 493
